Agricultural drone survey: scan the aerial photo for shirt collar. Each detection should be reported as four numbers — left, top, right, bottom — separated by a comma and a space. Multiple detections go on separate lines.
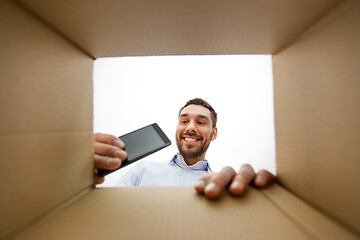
169, 154, 212, 172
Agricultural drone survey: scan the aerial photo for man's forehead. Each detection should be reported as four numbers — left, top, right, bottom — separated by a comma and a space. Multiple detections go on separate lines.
180, 105, 211, 118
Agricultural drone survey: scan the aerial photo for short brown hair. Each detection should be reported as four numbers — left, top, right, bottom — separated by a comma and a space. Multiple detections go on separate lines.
178, 98, 217, 128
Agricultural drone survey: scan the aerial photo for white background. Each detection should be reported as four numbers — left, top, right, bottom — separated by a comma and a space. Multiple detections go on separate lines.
93, 55, 276, 187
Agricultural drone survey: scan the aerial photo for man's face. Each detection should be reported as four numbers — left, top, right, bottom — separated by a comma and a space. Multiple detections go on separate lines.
176, 105, 217, 159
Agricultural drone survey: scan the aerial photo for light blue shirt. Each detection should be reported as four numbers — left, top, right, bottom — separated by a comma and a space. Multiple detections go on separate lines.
115, 154, 212, 187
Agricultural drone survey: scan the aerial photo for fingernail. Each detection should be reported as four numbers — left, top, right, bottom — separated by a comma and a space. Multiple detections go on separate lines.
230, 180, 244, 191
230, 180, 240, 189
108, 158, 120, 166
115, 150, 126, 159
195, 180, 205, 189
115, 139, 125, 148
205, 182, 217, 192
256, 174, 263, 183
229, 180, 246, 196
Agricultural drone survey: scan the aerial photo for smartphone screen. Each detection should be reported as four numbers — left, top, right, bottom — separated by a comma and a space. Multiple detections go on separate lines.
97, 123, 171, 177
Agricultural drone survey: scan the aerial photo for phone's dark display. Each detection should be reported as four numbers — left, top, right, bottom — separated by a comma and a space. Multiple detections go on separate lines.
122, 125, 166, 161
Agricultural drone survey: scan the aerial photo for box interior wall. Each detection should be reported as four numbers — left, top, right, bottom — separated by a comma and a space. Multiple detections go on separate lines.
1, 0, 359, 238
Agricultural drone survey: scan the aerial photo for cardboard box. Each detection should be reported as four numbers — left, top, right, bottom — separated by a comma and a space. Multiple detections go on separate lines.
1, 0, 359, 239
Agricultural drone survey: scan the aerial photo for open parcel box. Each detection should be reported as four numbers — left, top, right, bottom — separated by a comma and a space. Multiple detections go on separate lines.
0, 0, 359, 239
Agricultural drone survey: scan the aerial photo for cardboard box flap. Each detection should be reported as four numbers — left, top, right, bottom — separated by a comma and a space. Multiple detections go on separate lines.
14, 186, 358, 239
0, 1, 94, 238
262, 184, 358, 239
15, 186, 311, 240
273, 0, 360, 234
17, 0, 343, 57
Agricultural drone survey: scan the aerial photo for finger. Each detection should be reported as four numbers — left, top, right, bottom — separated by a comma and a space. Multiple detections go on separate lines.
94, 142, 127, 160
194, 173, 214, 194
94, 175, 105, 185
253, 170, 276, 188
94, 132, 125, 149
228, 164, 255, 196
94, 154, 122, 170
204, 166, 236, 199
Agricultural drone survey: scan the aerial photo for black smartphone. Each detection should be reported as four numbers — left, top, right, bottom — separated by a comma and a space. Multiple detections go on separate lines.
97, 123, 171, 177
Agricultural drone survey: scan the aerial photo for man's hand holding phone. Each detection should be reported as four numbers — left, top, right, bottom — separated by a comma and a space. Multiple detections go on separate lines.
93, 133, 127, 186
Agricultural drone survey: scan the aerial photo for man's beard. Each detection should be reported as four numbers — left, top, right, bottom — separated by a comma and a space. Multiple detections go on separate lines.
176, 132, 212, 159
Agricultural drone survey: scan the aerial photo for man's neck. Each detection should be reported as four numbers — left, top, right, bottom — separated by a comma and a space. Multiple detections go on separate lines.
182, 154, 206, 166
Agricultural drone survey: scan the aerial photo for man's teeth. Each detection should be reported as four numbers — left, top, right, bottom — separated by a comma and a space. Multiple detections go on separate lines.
184, 137, 197, 142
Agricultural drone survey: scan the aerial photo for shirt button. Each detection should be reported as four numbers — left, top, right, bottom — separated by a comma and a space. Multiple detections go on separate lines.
186, 168, 190, 171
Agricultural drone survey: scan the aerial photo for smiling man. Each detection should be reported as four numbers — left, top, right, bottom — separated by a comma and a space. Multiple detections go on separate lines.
106, 98, 217, 186
94, 98, 275, 197
176, 100, 217, 166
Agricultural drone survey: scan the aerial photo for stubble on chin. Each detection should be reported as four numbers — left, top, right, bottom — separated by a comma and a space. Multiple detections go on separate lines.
176, 137, 211, 159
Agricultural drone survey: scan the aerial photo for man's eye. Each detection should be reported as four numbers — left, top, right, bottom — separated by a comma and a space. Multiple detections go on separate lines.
181, 120, 188, 124
198, 121, 205, 125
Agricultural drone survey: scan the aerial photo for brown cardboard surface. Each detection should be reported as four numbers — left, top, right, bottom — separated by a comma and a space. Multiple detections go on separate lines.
0, 1, 93, 133
0, 133, 93, 239
0, 0, 94, 238
1, 0, 359, 238
273, 0, 360, 234
261, 184, 358, 239
17, 0, 342, 57
14, 187, 311, 240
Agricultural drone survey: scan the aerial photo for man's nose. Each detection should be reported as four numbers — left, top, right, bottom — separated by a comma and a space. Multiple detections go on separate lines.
186, 120, 197, 132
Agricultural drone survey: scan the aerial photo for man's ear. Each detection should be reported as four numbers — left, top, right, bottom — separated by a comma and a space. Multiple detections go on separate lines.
211, 127, 218, 141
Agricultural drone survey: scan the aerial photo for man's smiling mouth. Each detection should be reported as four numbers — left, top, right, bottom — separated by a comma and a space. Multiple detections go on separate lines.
184, 137, 198, 142
182, 134, 202, 144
